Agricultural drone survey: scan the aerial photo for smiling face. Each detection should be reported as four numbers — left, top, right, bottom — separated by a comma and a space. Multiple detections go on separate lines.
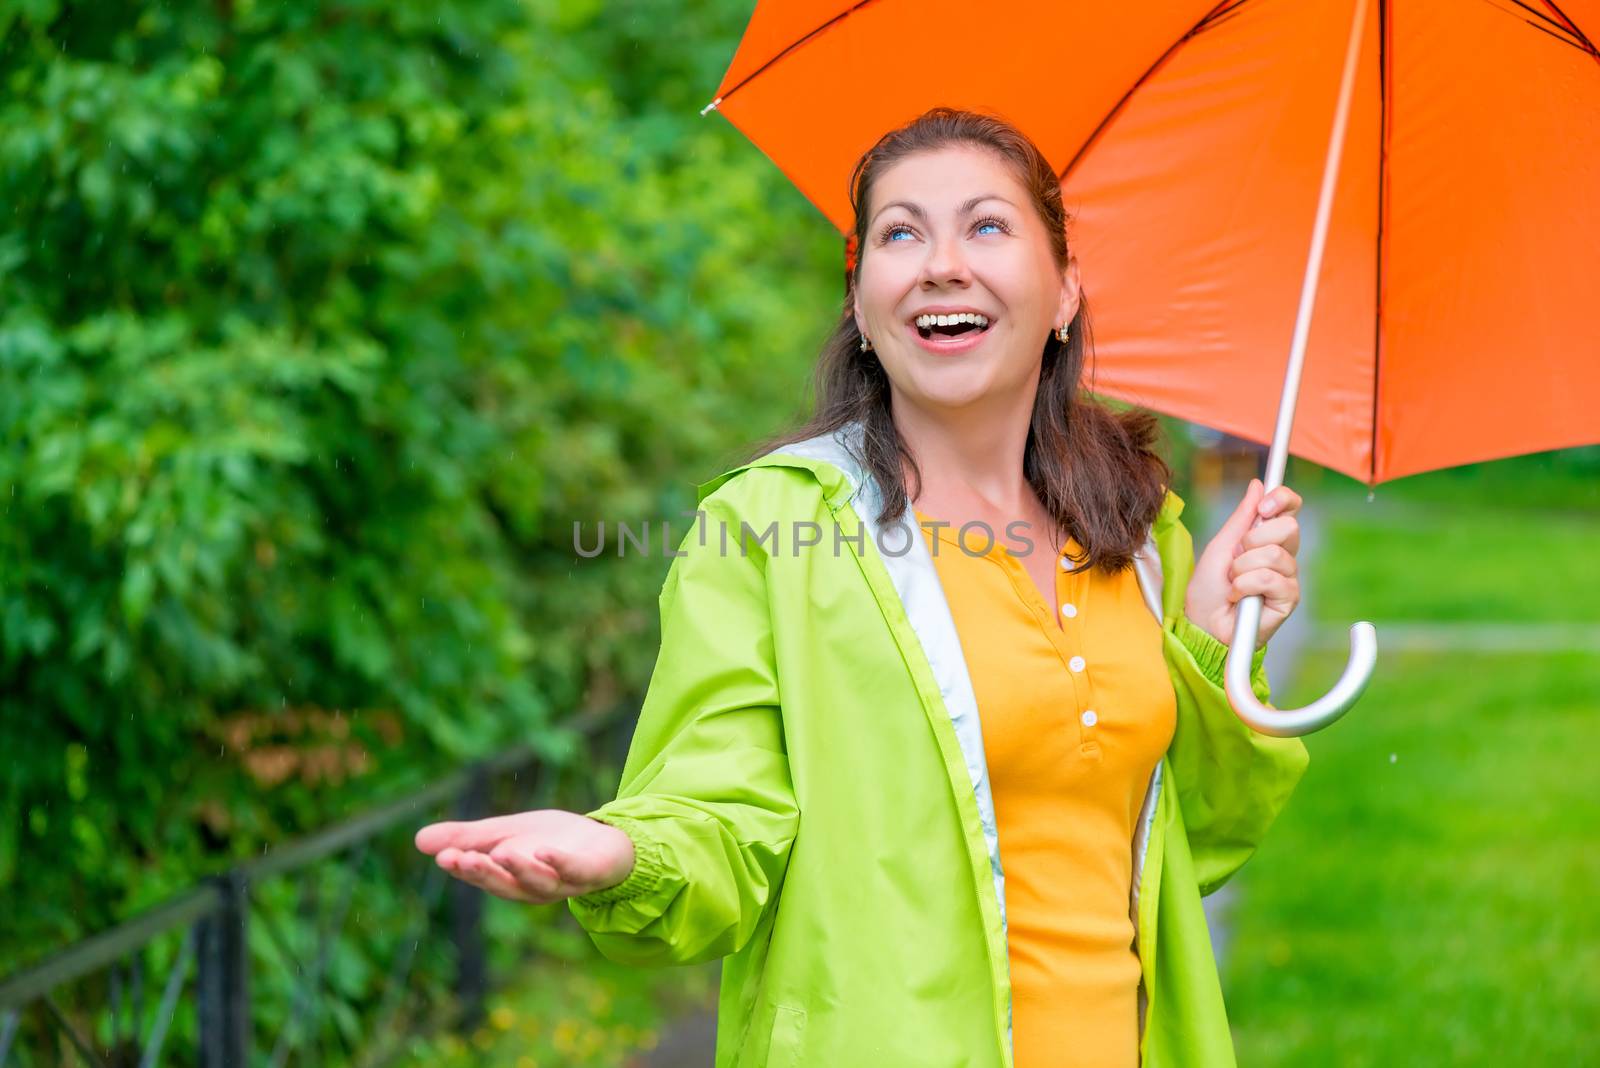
853, 143, 1081, 416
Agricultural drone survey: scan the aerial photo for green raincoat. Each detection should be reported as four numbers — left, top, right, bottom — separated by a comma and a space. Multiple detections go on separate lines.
569, 421, 1309, 1067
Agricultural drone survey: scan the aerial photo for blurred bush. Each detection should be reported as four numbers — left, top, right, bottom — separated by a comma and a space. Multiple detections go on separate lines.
0, 0, 838, 964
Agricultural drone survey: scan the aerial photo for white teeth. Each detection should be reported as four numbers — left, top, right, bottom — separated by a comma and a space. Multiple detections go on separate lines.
915, 312, 989, 329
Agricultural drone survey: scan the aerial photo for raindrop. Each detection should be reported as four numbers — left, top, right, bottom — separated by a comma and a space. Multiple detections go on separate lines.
1366, 489, 1375, 503
1388, 753, 1397, 764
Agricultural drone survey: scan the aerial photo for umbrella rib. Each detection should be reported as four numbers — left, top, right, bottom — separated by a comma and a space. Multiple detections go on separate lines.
704, 0, 883, 114
1536, 0, 1600, 58
1370, 0, 1390, 486
1196, 4, 1249, 34
1058, 0, 1255, 183
1521, 17, 1593, 52
1497, 0, 1600, 54
1496, 0, 1580, 38
1481, 0, 1599, 57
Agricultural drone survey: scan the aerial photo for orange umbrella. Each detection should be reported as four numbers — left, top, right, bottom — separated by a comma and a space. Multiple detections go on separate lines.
699, 0, 1600, 734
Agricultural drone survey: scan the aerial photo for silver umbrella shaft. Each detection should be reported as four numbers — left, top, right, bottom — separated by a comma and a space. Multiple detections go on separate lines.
1226, 0, 1379, 737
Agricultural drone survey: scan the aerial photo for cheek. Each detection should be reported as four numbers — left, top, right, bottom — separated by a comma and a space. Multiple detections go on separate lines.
857, 266, 906, 318
861, 301, 910, 345
995, 264, 1053, 319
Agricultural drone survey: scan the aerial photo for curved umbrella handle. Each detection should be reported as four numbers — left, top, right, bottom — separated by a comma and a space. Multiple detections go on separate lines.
1225, 595, 1377, 737
1226, 0, 1377, 737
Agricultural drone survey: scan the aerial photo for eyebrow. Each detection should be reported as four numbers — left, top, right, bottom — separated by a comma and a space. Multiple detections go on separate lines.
871, 194, 1017, 225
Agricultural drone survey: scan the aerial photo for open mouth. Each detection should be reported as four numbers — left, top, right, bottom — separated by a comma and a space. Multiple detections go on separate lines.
915, 319, 993, 341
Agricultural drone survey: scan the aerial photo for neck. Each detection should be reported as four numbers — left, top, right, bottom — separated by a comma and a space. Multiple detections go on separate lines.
890, 389, 1038, 517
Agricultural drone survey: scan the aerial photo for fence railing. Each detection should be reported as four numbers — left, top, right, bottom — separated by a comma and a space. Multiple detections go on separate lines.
0, 712, 633, 1068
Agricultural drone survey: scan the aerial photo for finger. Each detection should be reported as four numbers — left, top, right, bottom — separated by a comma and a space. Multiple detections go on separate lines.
1256, 574, 1300, 615
1237, 514, 1300, 557
436, 846, 512, 884
1256, 484, 1303, 520
459, 851, 529, 899
1230, 570, 1298, 605
1220, 478, 1266, 548
1229, 543, 1297, 581
433, 846, 486, 884
440, 848, 532, 902
415, 816, 526, 855
491, 844, 566, 899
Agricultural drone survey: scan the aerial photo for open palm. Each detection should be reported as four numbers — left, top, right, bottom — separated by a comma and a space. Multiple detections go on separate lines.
413, 809, 634, 905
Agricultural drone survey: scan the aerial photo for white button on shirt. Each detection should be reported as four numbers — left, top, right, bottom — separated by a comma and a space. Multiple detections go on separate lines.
1081, 709, 1098, 727
1060, 602, 1078, 618
1068, 655, 1086, 673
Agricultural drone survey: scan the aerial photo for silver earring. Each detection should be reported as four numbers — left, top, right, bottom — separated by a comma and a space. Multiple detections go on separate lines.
861, 335, 874, 352
1056, 324, 1070, 344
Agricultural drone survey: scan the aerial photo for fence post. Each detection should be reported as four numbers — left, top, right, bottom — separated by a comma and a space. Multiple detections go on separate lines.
197, 871, 250, 1068
449, 765, 489, 1031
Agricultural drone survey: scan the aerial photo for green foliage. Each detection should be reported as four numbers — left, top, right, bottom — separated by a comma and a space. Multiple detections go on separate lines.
0, 0, 838, 966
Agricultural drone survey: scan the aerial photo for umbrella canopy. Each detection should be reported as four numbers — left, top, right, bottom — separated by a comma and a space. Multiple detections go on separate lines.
703, 0, 1600, 485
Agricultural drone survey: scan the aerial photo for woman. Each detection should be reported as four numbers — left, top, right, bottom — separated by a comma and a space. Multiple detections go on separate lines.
416, 107, 1310, 1067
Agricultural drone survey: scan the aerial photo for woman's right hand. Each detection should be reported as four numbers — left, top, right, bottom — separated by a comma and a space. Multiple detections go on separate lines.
414, 809, 636, 905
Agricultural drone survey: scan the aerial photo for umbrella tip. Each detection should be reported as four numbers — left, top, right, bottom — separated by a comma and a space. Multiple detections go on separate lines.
700, 96, 723, 117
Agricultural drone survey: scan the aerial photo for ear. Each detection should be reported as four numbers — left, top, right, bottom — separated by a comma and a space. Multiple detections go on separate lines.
1056, 254, 1082, 328
853, 291, 865, 336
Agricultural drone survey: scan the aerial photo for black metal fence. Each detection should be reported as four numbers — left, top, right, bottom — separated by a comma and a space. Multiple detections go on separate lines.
0, 714, 634, 1068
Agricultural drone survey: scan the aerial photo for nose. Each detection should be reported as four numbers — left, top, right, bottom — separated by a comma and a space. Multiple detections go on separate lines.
918, 228, 973, 289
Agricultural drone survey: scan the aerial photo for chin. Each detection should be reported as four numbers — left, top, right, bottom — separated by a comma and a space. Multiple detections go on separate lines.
906, 373, 1000, 412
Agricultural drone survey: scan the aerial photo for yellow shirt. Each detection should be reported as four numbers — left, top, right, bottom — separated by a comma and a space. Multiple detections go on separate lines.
916, 510, 1177, 1067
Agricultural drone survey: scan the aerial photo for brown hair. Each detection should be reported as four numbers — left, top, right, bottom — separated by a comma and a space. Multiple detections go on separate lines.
747, 106, 1172, 575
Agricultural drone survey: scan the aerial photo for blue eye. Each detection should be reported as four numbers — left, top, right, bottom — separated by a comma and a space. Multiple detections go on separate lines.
874, 215, 1012, 245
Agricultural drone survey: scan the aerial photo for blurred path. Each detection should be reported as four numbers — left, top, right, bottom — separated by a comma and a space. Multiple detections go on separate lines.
1304, 621, 1600, 652
630, 1009, 717, 1068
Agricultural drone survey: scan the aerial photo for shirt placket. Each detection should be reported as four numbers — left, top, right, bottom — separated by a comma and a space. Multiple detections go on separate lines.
1054, 545, 1101, 756
992, 537, 1100, 758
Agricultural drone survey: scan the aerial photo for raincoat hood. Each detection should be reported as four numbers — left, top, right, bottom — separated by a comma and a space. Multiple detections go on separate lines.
570, 421, 1308, 1067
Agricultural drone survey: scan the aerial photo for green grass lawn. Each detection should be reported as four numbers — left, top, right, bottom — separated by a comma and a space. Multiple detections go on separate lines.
1191, 450, 1600, 625
1307, 503, 1600, 624
1222, 454, 1600, 1064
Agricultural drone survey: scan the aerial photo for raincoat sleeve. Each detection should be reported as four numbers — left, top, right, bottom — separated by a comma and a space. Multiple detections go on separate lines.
1160, 511, 1311, 898
567, 488, 798, 966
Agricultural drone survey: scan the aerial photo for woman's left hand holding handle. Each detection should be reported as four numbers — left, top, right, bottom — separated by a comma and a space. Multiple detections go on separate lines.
1185, 478, 1303, 650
